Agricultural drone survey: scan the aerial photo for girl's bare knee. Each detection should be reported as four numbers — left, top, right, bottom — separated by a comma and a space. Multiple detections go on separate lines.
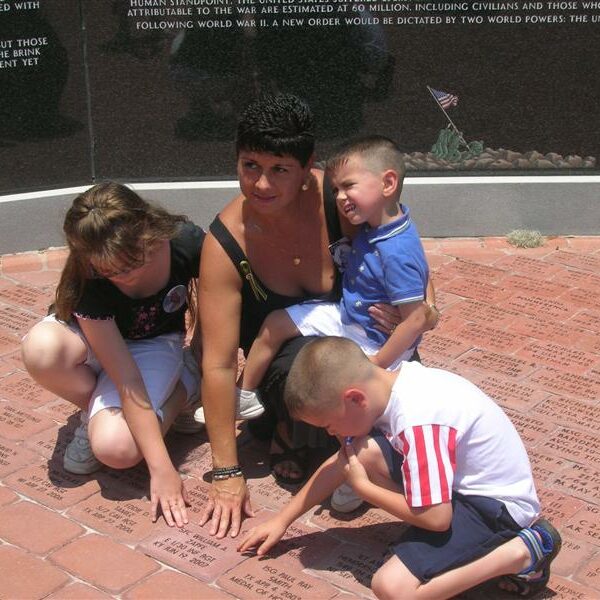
90, 428, 142, 469
22, 323, 83, 374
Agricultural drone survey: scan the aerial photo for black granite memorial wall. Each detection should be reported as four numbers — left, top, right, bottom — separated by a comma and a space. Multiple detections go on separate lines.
1, 0, 598, 195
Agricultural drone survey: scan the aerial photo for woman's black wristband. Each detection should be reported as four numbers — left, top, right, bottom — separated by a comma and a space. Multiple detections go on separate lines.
212, 465, 241, 474
212, 467, 244, 481
212, 465, 243, 480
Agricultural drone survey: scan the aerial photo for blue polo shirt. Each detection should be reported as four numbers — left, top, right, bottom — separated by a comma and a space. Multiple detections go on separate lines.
340, 205, 429, 345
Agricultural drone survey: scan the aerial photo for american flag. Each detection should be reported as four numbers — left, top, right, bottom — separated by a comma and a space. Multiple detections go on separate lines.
430, 88, 459, 109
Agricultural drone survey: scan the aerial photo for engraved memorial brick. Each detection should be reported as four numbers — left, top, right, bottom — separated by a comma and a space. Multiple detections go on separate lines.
517, 341, 600, 375
498, 273, 567, 299
0, 402, 56, 440
574, 552, 600, 591
538, 488, 586, 527
541, 429, 600, 469
0, 371, 57, 407
5, 463, 100, 509
548, 250, 600, 273
443, 299, 519, 327
218, 556, 338, 600
528, 450, 571, 485
546, 574, 600, 599
561, 287, 600, 311
440, 277, 511, 304
139, 522, 248, 582
180, 478, 211, 519
417, 332, 471, 360
166, 433, 213, 476
0, 305, 39, 337
504, 293, 575, 320
457, 349, 537, 379
455, 322, 528, 354
309, 505, 408, 549
0, 437, 40, 476
553, 536, 598, 578
0, 330, 20, 356
574, 330, 600, 355
438, 260, 507, 283
509, 314, 586, 346
476, 375, 548, 412
530, 367, 600, 402
551, 268, 598, 290
430, 290, 462, 312
569, 309, 600, 333
67, 493, 156, 542
563, 504, 600, 547
37, 399, 80, 424
534, 396, 600, 434
96, 463, 151, 498
0, 281, 50, 313
308, 541, 387, 599
496, 254, 563, 277
552, 463, 600, 504
25, 425, 72, 461
247, 476, 295, 511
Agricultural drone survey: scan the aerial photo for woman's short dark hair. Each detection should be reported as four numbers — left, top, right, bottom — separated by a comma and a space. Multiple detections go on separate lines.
236, 93, 315, 167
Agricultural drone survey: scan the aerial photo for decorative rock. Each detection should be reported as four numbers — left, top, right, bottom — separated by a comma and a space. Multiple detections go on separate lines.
526, 150, 545, 160
566, 155, 583, 167
545, 152, 562, 162
489, 160, 513, 169
535, 159, 556, 169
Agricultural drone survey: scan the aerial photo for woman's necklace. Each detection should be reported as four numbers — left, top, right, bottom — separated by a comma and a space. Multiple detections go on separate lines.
248, 220, 303, 266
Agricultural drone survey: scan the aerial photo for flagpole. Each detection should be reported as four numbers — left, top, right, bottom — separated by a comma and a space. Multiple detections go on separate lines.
427, 86, 468, 146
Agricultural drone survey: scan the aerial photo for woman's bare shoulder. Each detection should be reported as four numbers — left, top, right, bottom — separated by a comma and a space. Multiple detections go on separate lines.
218, 193, 245, 229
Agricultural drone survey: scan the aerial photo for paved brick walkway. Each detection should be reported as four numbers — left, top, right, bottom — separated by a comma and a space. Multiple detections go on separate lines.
1, 236, 600, 599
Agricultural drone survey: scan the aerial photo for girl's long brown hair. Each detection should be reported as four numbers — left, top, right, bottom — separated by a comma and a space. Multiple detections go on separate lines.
54, 182, 197, 333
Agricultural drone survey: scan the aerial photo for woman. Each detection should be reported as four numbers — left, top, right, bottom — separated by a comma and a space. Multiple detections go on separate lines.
21, 182, 204, 527
198, 93, 434, 538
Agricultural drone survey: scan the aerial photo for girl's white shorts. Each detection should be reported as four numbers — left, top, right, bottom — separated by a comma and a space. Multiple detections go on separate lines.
31, 315, 197, 421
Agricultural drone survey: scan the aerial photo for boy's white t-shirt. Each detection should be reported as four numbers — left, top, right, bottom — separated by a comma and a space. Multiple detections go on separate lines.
375, 361, 540, 527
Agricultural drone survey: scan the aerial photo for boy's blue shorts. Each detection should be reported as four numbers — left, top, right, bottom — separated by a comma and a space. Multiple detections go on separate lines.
372, 431, 522, 583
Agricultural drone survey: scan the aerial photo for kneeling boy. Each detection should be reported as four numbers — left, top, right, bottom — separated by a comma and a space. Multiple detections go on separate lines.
239, 337, 561, 599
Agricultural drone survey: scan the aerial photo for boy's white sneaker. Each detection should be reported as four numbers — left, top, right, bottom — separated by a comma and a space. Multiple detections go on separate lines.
194, 388, 265, 424
63, 416, 101, 475
330, 482, 363, 513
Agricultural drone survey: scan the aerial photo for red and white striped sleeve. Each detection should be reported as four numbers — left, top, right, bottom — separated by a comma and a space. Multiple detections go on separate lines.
398, 425, 457, 507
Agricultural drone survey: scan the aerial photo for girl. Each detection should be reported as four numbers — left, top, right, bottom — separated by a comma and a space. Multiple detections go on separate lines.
21, 182, 204, 528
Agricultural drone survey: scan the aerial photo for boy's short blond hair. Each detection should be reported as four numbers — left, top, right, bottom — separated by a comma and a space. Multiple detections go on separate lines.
284, 337, 374, 417
326, 135, 406, 181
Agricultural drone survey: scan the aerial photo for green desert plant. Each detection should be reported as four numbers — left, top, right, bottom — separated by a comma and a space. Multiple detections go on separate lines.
506, 229, 546, 248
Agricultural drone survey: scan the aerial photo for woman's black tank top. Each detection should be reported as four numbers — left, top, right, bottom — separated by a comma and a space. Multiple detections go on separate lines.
209, 188, 343, 354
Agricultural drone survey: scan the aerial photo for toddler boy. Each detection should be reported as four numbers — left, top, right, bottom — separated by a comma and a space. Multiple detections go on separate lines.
239, 135, 434, 408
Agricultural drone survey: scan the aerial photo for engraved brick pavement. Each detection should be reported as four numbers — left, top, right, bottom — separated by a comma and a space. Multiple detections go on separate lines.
1, 237, 599, 599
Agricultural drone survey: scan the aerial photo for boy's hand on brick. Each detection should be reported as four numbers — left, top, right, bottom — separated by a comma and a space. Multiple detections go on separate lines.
237, 516, 288, 556
342, 440, 370, 490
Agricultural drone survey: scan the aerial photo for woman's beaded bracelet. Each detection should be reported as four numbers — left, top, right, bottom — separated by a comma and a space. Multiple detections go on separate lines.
212, 465, 243, 480
213, 465, 242, 475
213, 468, 244, 481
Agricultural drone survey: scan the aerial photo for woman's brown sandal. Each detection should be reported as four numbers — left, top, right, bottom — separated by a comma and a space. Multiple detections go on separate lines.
269, 429, 308, 485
